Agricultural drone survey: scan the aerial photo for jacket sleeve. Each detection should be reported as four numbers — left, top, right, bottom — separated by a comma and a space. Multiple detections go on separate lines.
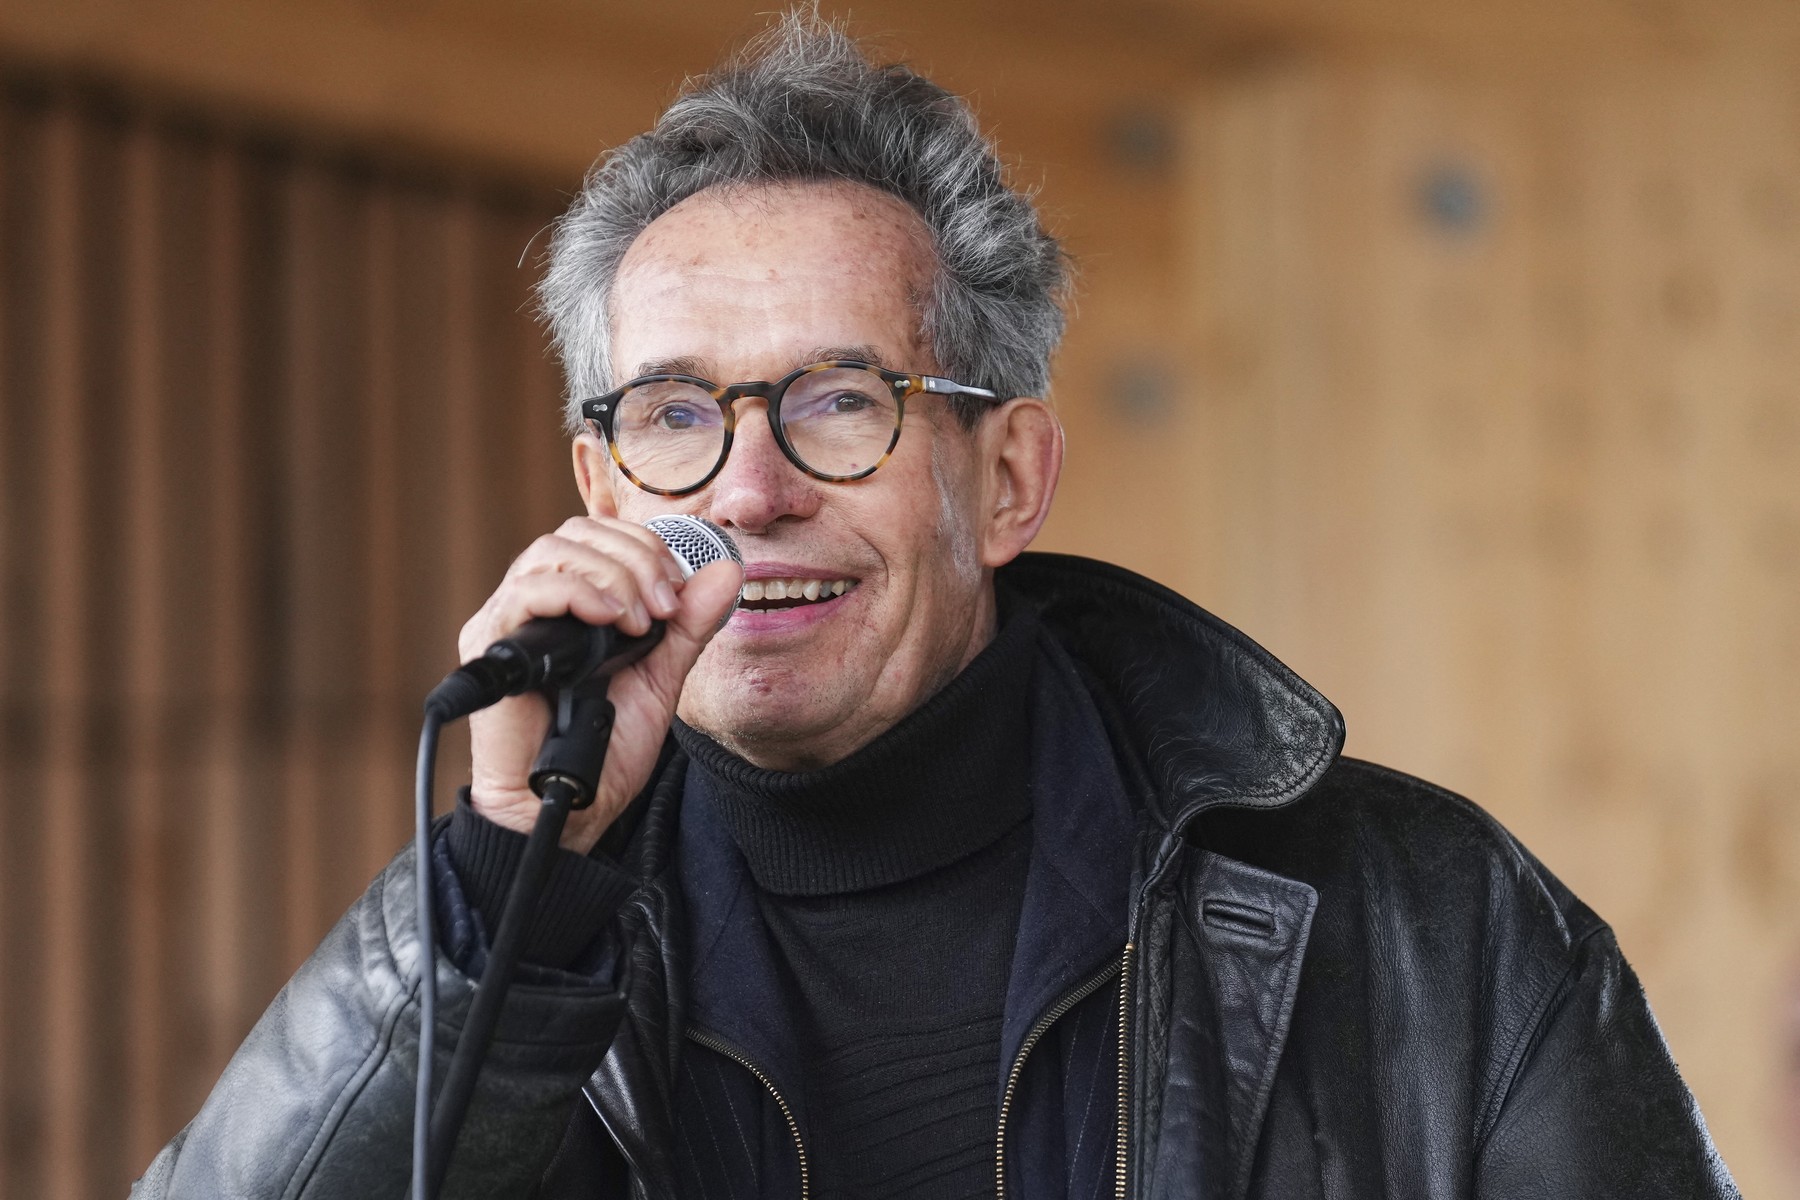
130, 841, 627, 1199
1475, 927, 1741, 1199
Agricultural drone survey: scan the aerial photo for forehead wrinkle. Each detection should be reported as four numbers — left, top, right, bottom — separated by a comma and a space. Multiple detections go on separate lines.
612, 181, 939, 386
625, 181, 934, 287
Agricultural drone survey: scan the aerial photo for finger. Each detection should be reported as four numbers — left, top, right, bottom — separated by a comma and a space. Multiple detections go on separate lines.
555, 515, 684, 581
549, 519, 686, 618
515, 528, 672, 595
461, 571, 641, 661
612, 558, 738, 709
582, 517, 690, 585
667, 558, 745, 645
506, 534, 664, 626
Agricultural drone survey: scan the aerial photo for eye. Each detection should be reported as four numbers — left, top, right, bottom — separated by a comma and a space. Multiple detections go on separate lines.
653, 404, 701, 430
826, 390, 874, 414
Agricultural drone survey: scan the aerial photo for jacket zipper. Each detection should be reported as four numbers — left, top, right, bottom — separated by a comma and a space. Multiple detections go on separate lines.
685, 1027, 811, 1200
995, 948, 1131, 1199
1115, 942, 1134, 1200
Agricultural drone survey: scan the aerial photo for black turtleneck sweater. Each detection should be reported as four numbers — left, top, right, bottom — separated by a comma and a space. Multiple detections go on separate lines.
674, 610, 1038, 1199
443, 611, 1041, 1196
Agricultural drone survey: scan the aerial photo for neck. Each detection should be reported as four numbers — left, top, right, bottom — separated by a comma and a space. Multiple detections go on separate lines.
672, 600, 1036, 895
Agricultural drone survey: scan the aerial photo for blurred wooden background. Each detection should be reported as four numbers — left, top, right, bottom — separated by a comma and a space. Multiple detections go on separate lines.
1, 1, 1797, 1197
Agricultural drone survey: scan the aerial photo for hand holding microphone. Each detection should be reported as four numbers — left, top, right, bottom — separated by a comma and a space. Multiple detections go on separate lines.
414, 513, 741, 1197
451, 514, 741, 853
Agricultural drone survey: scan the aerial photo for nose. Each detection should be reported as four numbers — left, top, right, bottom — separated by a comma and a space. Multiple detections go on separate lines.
701, 398, 821, 534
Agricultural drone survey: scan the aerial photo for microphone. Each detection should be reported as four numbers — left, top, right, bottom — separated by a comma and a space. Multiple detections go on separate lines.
423, 514, 741, 720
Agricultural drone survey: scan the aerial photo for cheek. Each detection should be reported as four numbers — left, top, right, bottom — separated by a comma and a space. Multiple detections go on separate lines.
928, 435, 984, 585
855, 436, 982, 602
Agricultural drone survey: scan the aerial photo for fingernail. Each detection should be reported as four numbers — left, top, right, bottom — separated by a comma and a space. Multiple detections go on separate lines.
653, 580, 678, 614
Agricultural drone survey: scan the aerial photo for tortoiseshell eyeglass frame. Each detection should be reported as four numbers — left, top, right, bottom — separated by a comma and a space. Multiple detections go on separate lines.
579, 359, 1005, 497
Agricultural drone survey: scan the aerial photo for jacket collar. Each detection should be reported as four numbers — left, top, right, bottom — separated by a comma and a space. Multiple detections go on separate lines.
1000, 553, 1339, 1199
998, 553, 1345, 835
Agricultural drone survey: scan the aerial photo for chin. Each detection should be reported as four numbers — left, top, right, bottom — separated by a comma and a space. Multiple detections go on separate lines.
681, 672, 849, 755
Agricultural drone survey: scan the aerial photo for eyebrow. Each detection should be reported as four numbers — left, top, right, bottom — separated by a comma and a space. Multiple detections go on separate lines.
631, 355, 711, 379
806, 345, 888, 369
628, 345, 891, 382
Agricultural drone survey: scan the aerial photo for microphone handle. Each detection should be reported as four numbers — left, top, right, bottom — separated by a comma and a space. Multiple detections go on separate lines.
487, 615, 664, 692
424, 616, 665, 720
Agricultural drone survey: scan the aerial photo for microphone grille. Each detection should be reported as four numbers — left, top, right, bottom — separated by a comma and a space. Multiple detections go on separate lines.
645, 514, 743, 578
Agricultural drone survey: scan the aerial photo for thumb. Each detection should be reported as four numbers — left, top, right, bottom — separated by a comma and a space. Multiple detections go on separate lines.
671, 558, 743, 643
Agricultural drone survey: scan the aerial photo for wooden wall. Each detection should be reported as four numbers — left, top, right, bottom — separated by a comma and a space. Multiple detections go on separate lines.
0, 3, 1796, 1198
0, 79, 574, 1198
1168, 57, 1800, 1192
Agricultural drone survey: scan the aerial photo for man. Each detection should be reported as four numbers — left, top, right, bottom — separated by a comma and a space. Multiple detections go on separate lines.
136, 13, 1738, 1199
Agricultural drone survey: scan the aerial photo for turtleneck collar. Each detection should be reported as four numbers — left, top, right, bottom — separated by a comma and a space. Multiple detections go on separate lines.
671, 607, 1039, 896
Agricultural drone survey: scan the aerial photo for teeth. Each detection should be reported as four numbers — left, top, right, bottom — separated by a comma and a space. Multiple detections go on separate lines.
738, 578, 858, 603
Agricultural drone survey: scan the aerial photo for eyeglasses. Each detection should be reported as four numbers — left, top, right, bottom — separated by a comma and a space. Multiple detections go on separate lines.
580, 359, 1003, 496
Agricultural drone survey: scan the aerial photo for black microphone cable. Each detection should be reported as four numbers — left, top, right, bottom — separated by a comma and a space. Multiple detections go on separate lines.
411, 710, 442, 1200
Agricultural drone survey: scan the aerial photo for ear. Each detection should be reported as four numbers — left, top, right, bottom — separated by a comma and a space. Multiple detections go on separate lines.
572, 433, 622, 519
977, 398, 1063, 569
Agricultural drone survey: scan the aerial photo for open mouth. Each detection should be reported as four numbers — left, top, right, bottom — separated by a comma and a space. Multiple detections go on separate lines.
738, 577, 858, 612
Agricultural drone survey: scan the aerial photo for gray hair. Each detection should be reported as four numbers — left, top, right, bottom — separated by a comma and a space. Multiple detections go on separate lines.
538, 10, 1070, 433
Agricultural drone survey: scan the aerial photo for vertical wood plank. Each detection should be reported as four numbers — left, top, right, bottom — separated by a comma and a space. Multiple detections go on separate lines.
198, 141, 252, 1071
432, 194, 482, 812
151, 124, 219, 1138
278, 161, 327, 973
118, 115, 170, 1176
391, 189, 464, 791
0, 90, 47, 1200
0, 86, 12, 1200
442, 196, 484, 659
37, 97, 94, 1200
506, 209, 579, 538
0, 85, 15, 1200
360, 183, 411, 871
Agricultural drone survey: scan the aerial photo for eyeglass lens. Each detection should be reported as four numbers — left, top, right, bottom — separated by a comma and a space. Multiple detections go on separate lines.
608, 365, 900, 491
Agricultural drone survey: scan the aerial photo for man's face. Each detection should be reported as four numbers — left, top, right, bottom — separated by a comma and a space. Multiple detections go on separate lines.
582, 181, 1001, 770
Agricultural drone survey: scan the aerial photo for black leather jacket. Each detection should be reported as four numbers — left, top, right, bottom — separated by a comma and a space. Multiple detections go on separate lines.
133, 554, 1740, 1199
